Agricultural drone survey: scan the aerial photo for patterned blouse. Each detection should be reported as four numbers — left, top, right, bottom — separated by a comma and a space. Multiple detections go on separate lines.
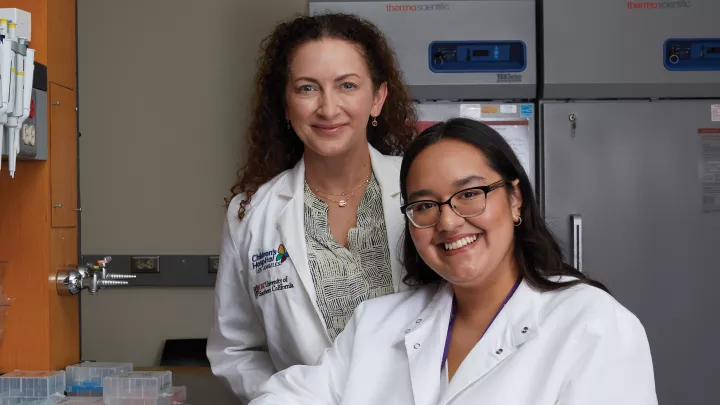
303, 172, 394, 341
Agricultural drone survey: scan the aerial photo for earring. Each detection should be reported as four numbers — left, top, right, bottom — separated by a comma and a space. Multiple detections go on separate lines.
286, 120, 291, 130
371, 117, 378, 127
514, 216, 523, 227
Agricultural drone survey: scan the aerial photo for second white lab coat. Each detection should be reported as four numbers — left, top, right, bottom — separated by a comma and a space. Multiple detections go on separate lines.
249, 277, 658, 405
207, 144, 411, 403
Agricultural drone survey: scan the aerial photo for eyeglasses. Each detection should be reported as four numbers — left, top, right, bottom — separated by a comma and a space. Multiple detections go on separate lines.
400, 180, 507, 229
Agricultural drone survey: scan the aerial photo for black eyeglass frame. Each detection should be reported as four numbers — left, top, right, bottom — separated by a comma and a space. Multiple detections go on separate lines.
400, 179, 507, 228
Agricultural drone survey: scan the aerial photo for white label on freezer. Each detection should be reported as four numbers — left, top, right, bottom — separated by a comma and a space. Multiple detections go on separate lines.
493, 125, 532, 181
700, 130, 720, 212
712, 105, 720, 122
459, 104, 483, 119
500, 104, 517, 114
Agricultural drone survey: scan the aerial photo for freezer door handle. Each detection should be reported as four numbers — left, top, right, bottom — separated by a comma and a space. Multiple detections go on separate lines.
571, 214, 583, 272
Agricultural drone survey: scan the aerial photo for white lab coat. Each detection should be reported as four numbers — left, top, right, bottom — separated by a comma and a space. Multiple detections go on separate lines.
207, 144, 411, 403
249, 277, 658, 405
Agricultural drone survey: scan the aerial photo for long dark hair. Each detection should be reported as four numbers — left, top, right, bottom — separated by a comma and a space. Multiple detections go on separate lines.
399, 118, 608, 293
231, 12, 417, 220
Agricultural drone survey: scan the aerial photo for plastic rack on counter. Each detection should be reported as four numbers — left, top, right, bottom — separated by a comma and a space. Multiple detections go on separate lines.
0, 371, 65, 405
65, 363, 133, 397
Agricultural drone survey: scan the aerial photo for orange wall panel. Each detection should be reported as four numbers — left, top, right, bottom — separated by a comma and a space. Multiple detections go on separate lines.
0, 162, 52, 372
47, 0, 76, 89
0, 0, 80, 372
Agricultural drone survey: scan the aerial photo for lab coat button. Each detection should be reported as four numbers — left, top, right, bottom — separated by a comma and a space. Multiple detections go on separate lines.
521, 326, 529, 333
416, 319, 422, 323
496, 348, 503, 354
414, 343, 420, 349
405, 329, 411, 333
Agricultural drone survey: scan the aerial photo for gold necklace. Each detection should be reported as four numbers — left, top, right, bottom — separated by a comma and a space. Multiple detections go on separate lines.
310, 172, 371, 208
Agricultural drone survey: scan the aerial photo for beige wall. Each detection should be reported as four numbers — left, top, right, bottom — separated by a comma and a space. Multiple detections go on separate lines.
78, 0, 308, 366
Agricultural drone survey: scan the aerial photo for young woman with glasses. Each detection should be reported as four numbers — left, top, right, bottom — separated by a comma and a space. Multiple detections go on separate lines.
247, 117, 657, 405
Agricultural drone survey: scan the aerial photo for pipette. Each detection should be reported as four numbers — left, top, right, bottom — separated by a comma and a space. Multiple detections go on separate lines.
5, 23, 29, 178
15, 45, 34, 173
0, 18, 9, 171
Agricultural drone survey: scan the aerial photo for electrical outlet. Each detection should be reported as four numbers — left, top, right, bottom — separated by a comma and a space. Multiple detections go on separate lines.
131, 256, 160, 273
208, 256, 220, 273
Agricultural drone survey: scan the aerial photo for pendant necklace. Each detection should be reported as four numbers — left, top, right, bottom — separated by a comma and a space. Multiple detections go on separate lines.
310, 172, 371, 208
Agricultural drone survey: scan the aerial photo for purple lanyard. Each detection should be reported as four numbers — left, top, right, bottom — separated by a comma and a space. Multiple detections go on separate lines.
440, 277, 523, 371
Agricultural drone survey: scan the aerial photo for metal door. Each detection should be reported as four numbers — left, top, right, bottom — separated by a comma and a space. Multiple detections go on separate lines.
542, 100, 720, 405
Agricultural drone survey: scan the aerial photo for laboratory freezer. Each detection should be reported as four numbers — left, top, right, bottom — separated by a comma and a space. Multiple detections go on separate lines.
541, 99, 720, 405
310, 0, 537, 100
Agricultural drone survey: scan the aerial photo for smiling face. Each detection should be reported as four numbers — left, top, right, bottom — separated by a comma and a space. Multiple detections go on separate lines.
405, 138, 522, 288
284, 38, 387, 159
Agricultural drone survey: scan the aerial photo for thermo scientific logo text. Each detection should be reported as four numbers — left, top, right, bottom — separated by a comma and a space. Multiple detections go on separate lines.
626, 0, 691, 9
386, 3, 450, 11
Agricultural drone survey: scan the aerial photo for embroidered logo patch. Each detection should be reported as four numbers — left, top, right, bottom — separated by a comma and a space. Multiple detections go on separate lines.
252, 244, 290, 274
253, 276, 295, 298
275, 245, 289, 263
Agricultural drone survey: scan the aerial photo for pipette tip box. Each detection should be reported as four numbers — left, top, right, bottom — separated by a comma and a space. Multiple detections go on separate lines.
102, 371, 172, 399
0, 370, 65, 405
65, 362, 133, 397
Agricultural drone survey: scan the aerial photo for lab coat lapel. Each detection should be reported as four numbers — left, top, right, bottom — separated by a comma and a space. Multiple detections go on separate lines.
369, 146, 405, 292
275, 157, 326, 326
439, 313, 517, 405
439, 280, 540, 405
402, 283, 454, 405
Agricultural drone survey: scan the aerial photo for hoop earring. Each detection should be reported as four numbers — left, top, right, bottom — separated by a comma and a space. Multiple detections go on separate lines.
514, 216, 522, 227
371, 117, 378, 127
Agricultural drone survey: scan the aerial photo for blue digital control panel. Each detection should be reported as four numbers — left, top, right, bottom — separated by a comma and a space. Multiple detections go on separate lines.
664, 38, 720, 71
429, 41, 526, 73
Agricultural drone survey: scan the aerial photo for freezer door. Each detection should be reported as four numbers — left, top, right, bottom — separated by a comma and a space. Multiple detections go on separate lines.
542, 100, 720, 405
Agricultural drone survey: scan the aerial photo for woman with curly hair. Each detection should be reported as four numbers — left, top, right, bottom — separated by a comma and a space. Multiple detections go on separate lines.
207, 12, 418, 403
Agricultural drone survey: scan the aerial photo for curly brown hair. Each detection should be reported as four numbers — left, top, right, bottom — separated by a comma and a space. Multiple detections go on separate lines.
231, 12, 418, 220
